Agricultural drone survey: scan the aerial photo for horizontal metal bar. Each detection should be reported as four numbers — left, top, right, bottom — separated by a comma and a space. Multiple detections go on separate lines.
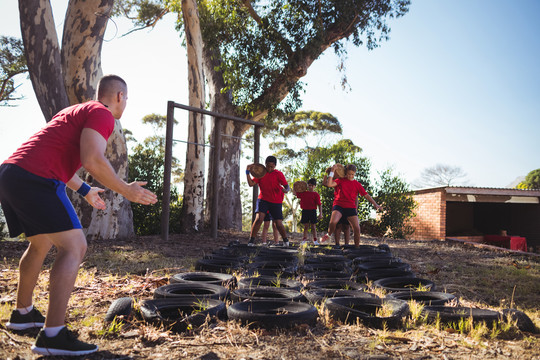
169, 101, 264, 127
172, 138, 213, 148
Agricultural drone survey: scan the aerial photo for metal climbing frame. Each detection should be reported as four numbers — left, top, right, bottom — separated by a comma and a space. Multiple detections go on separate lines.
161, 101, 264, 241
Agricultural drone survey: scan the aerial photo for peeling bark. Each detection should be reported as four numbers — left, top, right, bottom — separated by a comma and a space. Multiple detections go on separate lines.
180, 0, 206, 232
18, 0, 69, 121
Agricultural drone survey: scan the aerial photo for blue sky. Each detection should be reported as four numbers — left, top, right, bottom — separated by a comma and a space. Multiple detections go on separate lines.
1, 0, 539, 188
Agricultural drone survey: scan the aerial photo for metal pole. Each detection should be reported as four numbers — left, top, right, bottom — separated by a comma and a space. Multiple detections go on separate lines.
211, 117, 222, 239
161, 101, 175, 241
252, 126, 261, 223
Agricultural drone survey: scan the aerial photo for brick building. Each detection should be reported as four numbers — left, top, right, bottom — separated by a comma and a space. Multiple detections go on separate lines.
408, 187, 540, 250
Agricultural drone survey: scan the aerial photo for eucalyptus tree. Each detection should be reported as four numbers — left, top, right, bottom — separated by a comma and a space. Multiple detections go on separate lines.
118, 0, 410, 230
17, 0, 135, 240
0, 36, 27, 106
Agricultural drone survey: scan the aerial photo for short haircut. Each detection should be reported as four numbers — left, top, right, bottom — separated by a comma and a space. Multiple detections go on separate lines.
265, 156, 277, 165
97, 74, 127, 99
308, 178, 316, 186
346, 164, 357, 173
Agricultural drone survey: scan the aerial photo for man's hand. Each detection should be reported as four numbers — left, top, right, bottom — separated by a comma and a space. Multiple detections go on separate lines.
85, 187, 106, 210
124, 181, 158, 205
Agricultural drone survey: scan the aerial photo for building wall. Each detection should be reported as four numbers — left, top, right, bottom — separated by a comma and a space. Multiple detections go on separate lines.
408, 189, 446, 240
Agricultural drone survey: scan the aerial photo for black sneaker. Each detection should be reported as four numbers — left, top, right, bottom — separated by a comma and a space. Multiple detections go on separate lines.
6, 308, 45, 330
248, 238, 256, 247
31, 327, 98, 356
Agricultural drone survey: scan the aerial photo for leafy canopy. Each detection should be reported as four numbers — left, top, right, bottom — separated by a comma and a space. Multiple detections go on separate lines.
517, 169, 540, 190
0, 36, 28, 106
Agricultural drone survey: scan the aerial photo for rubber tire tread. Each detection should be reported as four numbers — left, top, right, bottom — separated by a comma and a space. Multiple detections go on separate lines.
154, 283, 229, 300
304, 279, 366, 291
140, 298, 226, 332
373, 276, 435, 292
231, 286, 306, 302
104, 297, 133, 322
170, 271, 237, 288
385, 291, 456, 306
304, 289, 378, 304
421, 306, 501, 327
500, 308, 537, 333
227, 300, 318, 328
237, 276, 303, 291
325, 297, 409, 329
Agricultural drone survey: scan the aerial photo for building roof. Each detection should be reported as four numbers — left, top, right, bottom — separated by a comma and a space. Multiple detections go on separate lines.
412, 186, 540, 204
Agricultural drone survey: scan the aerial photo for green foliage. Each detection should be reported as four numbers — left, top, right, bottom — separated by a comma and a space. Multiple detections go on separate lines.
288, 139, 372, 232
516, 169, 540, 190
0, 36, 28, 106
374, 168, 416, 239
0, 207, 8, 240
129, 136, 183, 235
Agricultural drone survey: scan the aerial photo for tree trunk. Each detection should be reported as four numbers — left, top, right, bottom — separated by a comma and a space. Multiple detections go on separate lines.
61, 0, 113, 104
180, 0, 206, 232
18, 0, 69, 121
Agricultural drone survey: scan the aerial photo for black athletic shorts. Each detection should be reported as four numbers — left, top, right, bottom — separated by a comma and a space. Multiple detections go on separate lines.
332, 205, 358, 219
300, 209, 318, 224
255, 199, 283, 220
0, 164, 82, 238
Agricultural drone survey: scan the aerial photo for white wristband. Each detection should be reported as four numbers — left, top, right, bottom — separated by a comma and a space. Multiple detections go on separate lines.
328, 172, 334, 178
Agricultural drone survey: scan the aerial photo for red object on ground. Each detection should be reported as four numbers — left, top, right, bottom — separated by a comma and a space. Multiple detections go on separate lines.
483, 235, 510, 248
510, 236, 527, 252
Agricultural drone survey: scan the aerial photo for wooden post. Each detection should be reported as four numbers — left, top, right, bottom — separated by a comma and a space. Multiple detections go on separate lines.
252, 126, 261, 223
161, 101, 175, 241
211, 117, 222, 239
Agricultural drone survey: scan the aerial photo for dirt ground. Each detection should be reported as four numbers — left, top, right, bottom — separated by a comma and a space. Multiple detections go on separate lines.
1, 230, 539, 360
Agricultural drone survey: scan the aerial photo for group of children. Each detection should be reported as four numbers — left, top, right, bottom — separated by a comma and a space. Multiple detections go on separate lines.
246, 156, 382, 247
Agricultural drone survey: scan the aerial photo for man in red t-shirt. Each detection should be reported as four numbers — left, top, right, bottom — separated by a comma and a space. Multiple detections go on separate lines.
294, 178, 323, 245
0, 75, 157, 356
246, 156, 291, 246
320, 164, 382, 247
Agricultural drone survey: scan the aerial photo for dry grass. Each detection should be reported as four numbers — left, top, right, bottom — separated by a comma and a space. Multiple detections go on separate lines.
1, 230, 539, 359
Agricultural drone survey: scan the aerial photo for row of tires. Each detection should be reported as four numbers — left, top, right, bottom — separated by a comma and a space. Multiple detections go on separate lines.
105, 241, 536, 333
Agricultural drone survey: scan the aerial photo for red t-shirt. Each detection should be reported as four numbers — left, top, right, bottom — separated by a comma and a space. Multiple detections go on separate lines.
296, 191, 321, 210
334, 178, 367, 209
253, 169, 288, 204
4, 101, 115, 183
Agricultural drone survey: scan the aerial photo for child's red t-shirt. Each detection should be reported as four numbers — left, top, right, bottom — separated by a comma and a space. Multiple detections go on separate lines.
296, 191, 321, 210
334, 178, 367, 208
253, 169, 288, 204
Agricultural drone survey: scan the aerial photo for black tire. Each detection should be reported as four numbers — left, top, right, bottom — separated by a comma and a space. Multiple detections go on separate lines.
154, 283, 229, 300
202, 254, 249, 264
304, 255, 349, 264
308, 246, 344, 255
252, 255, 299, 264
352, 254, 398, 265
386, 291, 457, 306
373, 277, 435, 293
258, 247, 298, 256
378, 244, 391, 253
170, 271, 237, 288
325, 297, 409, 329
304, 289, 378, 304
104, 297, 133, 322
246, 260, 297, 271
237, 276, 303, 291
227, 300, 318, 328
195, 258, 242, 273
302, 262, 351, 273
244, 267, 296, 278
304, 279, 366, 291
421, 306, 501, 327
356, 261, 411, 272
356, 269, 416, 282
140, 298, 226, 332
500, 309, 537, 333
302, 271, 355, 281
343, 247, 385, 259
231, 287, 306, 302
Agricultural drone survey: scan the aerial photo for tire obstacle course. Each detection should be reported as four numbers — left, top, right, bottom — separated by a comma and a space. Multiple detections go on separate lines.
105, 240, 537, 333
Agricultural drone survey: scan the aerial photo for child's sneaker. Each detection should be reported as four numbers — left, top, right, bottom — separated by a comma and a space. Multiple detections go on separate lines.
31, 327, 98, 356
6, 308, 45, 330
320, 233, 330, 243
300, 239, 308, 245
312, 240, 320, 246
283, 241, 290, 247
247, 239, 256, 247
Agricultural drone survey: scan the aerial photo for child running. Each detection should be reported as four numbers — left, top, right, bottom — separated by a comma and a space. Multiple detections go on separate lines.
320, 164, 381, 247
246, 156, 291, 246
294, 178, 323, 245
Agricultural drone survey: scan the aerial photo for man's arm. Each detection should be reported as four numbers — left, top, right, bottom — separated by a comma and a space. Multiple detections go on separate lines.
80, 128, 157, 205
246, 166, 256, 187
66, 172, 106, 210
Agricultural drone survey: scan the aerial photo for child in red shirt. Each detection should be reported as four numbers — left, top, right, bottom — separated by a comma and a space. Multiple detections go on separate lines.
294, 178, 323, 245
320, 164, 381, 247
